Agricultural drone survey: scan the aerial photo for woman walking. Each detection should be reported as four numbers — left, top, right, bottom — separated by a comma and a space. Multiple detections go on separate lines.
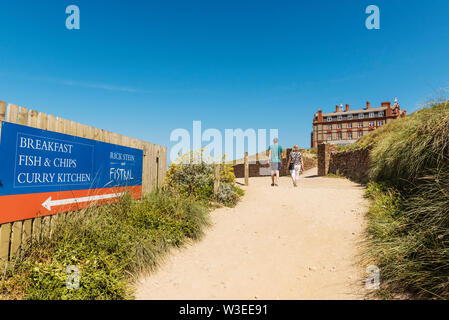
287, 145, 304, 187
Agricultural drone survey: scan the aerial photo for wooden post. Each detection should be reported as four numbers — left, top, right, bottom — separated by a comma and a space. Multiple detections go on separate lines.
244, 152, 249, 186
213, 163, 220, 196
0, 224, 11, 272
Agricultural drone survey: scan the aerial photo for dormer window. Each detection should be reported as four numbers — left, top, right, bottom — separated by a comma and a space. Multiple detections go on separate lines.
369, 112, 375, 118
378, 111, 384, 117
327, 117, 333, 122
358, 113, 365, 119
347, 114, 353, 120
337, 115, 343, 121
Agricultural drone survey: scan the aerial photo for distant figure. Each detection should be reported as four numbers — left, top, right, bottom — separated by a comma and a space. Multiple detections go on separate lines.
287, 145, 304, 187
268, 138, 283, 187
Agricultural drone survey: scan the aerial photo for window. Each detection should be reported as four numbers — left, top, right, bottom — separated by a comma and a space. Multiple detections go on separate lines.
378, 120, 384, 126
369, 112, 375, 118
347, 123, 352, 128
327, 133, 332, 140
358, 113, 365, 119
378, 111, 384, 117
347, 114, 353, 120
358, 131, 363, 138
348, 131, 353, 140
358, 122, 363, 128
327, 117, 332, 122
338, 132, 342, 140
369, 121, 375, 127
328, 124, 332, 130
337, 115, 343, 121
337, 123, 342, 129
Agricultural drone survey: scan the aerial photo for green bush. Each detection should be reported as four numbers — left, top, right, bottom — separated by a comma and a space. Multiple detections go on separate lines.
164, 151, 242, 206
1, 191, 210, 300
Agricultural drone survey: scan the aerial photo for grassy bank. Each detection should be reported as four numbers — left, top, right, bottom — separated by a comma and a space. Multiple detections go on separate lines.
356, 100, 449, 299
0, 156, 244, 300
0, 192, 210, 300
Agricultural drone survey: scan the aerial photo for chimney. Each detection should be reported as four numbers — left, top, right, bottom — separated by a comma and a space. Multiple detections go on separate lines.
366, 101, 370, 110
318, 109, 323, 122
345, 104, 349, 112
381, 101, 391, 108
335, 105, 339, 113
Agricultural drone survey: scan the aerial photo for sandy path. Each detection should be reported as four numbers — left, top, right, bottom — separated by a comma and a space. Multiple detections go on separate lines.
136, 168, 368, 300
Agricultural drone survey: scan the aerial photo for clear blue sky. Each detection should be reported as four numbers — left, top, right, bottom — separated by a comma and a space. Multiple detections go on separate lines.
1, 0, 448, 154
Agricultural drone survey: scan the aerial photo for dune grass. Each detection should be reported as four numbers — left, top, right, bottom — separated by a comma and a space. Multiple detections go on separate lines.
356, 100, 449, 299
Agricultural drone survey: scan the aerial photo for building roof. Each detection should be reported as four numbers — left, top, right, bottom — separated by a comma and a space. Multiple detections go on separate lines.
322, 106, 387, 117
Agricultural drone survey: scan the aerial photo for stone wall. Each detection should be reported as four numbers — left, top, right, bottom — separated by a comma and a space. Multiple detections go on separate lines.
317, 143, 338, 176
327, 145, 372, 183
232, 149, 317, 178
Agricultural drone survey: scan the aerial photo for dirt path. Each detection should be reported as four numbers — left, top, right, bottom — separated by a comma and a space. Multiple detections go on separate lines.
136, 168, 368, 300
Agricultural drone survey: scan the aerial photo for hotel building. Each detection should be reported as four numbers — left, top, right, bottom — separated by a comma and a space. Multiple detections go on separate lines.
311, 99, 406, 148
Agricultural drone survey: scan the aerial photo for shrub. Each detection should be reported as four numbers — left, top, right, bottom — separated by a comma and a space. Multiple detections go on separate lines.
216, 183, 244, 207
165, 151, 241, 206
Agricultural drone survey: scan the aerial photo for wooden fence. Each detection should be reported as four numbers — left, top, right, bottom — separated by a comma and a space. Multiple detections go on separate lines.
0, 100, 167, 267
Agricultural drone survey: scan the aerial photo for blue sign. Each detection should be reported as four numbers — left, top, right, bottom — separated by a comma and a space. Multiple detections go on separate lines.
0, 122, 143, 223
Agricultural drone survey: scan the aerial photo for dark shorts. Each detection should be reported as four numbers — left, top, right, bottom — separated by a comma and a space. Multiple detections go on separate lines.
270, 162, 281, 171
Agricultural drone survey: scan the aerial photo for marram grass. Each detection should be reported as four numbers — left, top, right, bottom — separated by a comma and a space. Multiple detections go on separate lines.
358, 100, 449, 299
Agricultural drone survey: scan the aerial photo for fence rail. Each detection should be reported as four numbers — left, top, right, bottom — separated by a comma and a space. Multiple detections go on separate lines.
0, 100, 167, 267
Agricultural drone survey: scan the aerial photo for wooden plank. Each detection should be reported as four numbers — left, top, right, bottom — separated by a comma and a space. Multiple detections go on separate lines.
214, 163, 220, 195
93, 128, 101, 141
76, 122, 84, 137
47, 115, 57, 132
22, 220, 32, 247
6, 104, 18, 123
87, 126, 95, 140
110, 132, 117, 145
18, 106, 28, 125
121, 135, 130, 147
0, 224, 11, 267
70, 121, 77, 136
244, 152, 249, 186
32, 217, 41, 243
37, 112, 48, 130
0, 100, 6, 121
0, 102, 5, 143
141, 143, 149, 194
63, 119, 71, 134
41, 216, 51, 241
116, 134, 123, 146
82, 124, 88, 138
85, 126, 94, 139
105, 131, 113, 143
10, 221, 23, 260
28, 110, 39, 128
56, 117, 64, 133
